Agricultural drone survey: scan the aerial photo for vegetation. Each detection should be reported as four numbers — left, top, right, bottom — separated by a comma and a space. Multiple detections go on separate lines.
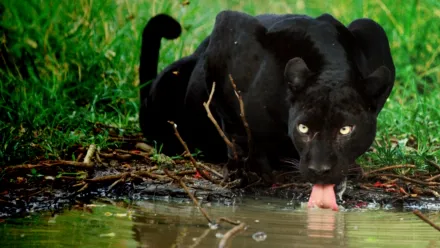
1, 0, 439, 170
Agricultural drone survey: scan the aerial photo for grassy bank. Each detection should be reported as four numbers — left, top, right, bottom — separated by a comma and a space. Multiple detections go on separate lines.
1, 0, 439, 170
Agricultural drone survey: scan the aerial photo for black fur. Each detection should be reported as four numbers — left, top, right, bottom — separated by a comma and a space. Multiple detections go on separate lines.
139, 11, 395, 186
139, 14, 226, 162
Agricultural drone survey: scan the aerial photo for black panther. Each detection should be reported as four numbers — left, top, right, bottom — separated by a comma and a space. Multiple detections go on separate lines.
139, 11, 395, 210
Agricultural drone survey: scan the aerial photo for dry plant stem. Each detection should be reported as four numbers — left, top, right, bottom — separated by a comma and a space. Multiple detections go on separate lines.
379, 174, 440, 186
176, 169, 197, 176
413, 210, 440, 232
77, 183, 89, 193
163, 169, 216, 226
73, 181, 86, 187
216, 217, 241, 226
129, 173, 147, 181
163, 168, 182, 181
168, 121, 220, 184
178, 176, 214, 224
426, 173, 440, 182
228, 74, 253, 156
95, 152, 102, 163
2, 160, 94, 172
242, 178, 262, 190
425, 188, 440, 197
218, 222, 247, 248
98, 152, 132, 160
188, 228, 212, 248
115, 149, 150, 158
364, 164, 416, 177
426, 160, 440, 171
197, 163, 224, 179
137, 170, 169, 180
83, 144, 96, 165
108, 178, 124, 191
76, 153, 84, 162
86, 172, 130, 183
203, 81, 238, 160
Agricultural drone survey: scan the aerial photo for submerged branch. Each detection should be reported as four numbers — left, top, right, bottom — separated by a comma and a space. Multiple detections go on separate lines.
218, 222, 247, 248
413, 210, 440, 232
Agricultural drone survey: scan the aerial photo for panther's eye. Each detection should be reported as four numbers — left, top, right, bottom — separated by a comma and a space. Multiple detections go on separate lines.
339, 126, 353, 135
297, 124, 309, 134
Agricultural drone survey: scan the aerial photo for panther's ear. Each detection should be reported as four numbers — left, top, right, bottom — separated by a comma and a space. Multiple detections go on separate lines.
284, 57, 311, 94
357, 65, 393, 114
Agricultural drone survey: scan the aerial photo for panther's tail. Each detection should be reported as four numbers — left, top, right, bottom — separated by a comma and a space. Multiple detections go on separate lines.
139, 14, 182, 99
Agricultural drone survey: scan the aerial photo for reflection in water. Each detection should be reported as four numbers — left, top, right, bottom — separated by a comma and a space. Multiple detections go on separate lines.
307, 209, 339, 238
1, 197, 440, 248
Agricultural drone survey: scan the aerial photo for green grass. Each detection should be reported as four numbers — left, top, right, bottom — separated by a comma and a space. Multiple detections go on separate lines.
0, 0, 439, 170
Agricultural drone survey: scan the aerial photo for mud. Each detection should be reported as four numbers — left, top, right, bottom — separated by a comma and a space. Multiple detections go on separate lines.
2, 164, 440, 219
1, 134, 439, 218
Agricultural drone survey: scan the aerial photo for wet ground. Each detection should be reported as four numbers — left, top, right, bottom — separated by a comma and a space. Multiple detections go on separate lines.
1, 197, 439, 248
2, 172, 440, 219
1, 159, 440, 219
1, 139, 440, 247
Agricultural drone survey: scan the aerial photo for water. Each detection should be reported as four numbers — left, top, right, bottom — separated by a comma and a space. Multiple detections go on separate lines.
1, 197, 439, 248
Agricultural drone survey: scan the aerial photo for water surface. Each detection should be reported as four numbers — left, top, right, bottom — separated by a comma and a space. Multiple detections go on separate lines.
1, 197, 439, 248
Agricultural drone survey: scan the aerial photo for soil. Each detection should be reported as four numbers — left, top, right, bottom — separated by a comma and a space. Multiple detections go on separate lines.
1, 157, 440, 218
1, 130, 440, 218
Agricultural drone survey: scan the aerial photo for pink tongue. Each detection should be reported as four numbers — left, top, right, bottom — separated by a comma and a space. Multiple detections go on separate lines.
307, 184, 339, 211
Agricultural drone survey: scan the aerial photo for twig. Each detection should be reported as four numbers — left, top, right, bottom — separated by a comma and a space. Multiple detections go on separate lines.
423, 188, 440, 197
76, 153, 84, 162
77, 183, 89, 193
163, 168, 182, 181
216, 217, 241, 226
413, 210, 440, 232
426, 174, 440, 182
203, 81, 238, 160
178, 175, 214, 224
176, 169, 197, 176
218, 222, 247, 248
1, 160, 94, 172
115, 149, 150, 158
378, 174, 440, 186
95, 151, 102, 164
198, 163, 223, 179
228, 74, 253, 157
188, 228, 212, 248
98, 152, 132, 160
364, 164, 416, 177
242, 178, 262, 190
83, 144, 96, 165
73, 181, 86, 187
86, 172, 130, 183
163, 169, 215, 225
426, 160, 440, 172
167, 121, 221, 184
136, 170, 171, 181
107, 178, 124, 191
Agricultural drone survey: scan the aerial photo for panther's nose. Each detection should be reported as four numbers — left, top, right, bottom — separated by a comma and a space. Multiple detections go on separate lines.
308, 164, 331, 176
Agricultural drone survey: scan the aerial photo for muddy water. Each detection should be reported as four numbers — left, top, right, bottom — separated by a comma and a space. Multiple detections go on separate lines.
1, 197, 439, 248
